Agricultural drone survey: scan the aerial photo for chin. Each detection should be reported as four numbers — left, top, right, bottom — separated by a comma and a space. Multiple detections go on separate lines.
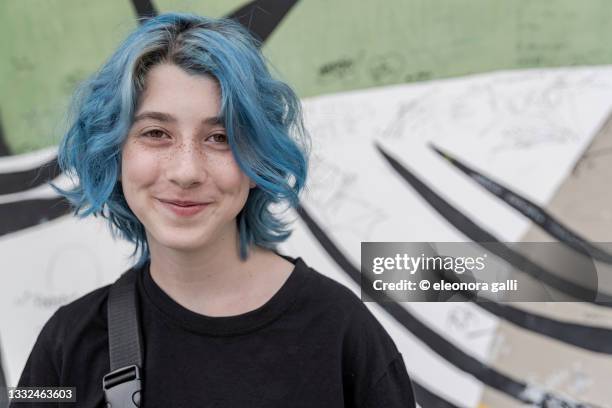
160, 242, 210, 254
152, 230, 214, 253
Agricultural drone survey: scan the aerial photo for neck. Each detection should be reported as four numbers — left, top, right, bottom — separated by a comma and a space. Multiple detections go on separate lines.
145, 227, 294, 317
148, 224, 247, 296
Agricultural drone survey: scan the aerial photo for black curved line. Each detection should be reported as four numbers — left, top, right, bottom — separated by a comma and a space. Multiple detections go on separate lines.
0, 0, 295, 229
0, 137, 9, 157
479, 300, 612, 354
130, 0, 158, 22
430, 144, 612, 265
432, 259, 612, 355
0, 111, 10, 157
296, 206, 532, 404
0, 157, 60, 195
226, 0, 299, 44
297, 205, 595, 406
376, 144, 612, 306
412, 381, 461, 408
0, 197, 71, 236
0, 0, 156, 234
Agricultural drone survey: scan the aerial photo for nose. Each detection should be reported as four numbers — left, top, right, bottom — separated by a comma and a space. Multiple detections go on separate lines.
165, 140, 207, 189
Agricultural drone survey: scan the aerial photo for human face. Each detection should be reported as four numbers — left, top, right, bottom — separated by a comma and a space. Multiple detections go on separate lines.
121, 63, 254, 255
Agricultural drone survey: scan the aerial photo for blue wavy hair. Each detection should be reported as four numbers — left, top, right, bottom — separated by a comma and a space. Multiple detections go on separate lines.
54, 12, 309, 267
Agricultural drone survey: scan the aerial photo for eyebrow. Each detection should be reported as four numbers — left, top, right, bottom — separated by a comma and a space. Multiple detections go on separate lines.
133, 111, 223, 126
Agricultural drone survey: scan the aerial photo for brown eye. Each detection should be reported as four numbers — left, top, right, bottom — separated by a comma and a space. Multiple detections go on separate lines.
143, 129, 167, 139
209, 133, 227, 143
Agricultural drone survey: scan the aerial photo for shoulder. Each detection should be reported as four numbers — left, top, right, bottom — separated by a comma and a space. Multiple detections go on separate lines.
28, 283, 112, 366
298, 258, 367, 315
54, 266, 141, 330
54, 282, 112, 331
17, 281, 115, 385
46, 267, 139, 345
298, 258, 397, 348
297, 260, 413, 405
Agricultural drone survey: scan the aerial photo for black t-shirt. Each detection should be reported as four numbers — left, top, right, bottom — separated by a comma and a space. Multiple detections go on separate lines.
12, 257, 416, 407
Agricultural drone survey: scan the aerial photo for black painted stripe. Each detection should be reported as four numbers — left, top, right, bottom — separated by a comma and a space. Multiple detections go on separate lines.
0, 111, 10, 157
130, 0, 157, 22
296, 205, 532, 403
431, 257, 612, 355
226, 0, 300, 44
0, 157, 60, 195
0, 197, 71, 236
376, 144, 612, 306
431, 144, 612, 265
478, 300, 612, 354
412, 381, 461, 408
297, 205, 596, 406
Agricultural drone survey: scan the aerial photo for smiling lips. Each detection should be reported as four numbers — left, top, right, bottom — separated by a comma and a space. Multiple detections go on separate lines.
157, 198, 210, 217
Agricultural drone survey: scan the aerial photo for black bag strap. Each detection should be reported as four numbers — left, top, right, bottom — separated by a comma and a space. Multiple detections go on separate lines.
103, 268, 144, 407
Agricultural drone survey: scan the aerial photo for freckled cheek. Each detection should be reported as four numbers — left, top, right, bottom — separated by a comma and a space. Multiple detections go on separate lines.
208, 155, 252, 194
121, 146, 163, 189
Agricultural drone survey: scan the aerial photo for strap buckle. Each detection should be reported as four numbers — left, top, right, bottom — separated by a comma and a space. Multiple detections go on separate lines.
103, 365, 142, 407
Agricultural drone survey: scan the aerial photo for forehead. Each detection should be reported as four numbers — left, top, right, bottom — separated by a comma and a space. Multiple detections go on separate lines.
136, 63, 221, 119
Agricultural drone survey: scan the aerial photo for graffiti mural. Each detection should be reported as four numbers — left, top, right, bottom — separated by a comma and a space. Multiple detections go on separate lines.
3, 1, 612, 406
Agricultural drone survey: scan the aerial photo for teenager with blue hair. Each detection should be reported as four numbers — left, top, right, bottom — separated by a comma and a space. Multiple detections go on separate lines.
13, 13, 415, 407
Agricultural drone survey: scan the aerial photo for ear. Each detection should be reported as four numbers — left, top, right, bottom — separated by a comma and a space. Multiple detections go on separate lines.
249, 180, 256, 189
